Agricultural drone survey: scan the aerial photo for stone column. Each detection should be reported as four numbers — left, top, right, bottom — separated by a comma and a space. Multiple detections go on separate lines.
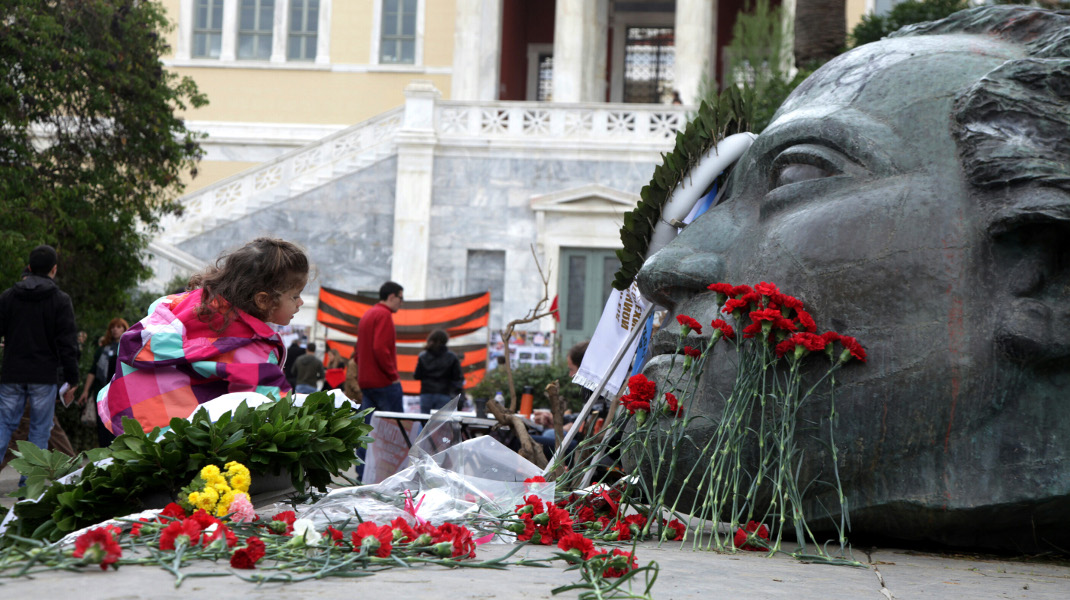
674, 0, 716, 105
391, 81, 440, 299
270, 0, 290, 64
220, 0, 238, 61
552, 0, 608, 103
451, 0, 503, 101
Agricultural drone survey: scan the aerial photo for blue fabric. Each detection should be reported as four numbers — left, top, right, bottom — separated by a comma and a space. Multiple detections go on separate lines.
0, 382, 58, 459
420, 393, 452, 413
683, 182, 719, 224
630, 311, 656, 377
295, 383, 318, 394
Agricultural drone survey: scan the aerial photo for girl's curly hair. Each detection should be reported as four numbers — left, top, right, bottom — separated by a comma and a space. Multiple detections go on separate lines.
188, 238, 309, 331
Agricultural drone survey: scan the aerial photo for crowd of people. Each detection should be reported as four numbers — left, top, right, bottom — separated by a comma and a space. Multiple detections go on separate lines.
0, 238, 583, 489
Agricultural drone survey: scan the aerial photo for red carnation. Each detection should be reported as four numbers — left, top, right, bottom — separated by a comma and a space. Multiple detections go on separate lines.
623, 397, 650, 415
432, 522, 477, 558
795, 309, 817, 333
773, 317, 798, 332
230, 536, 266, 569
733, 520, 769, 551
839, 335, 868, 363
754, 281, 779, 297
516, 514, 540, 542
229, 548, 257, 569
626, 374, 657, 401
664, 519, 686, 541
353, 521, 393, 558
775, 339, 797, 358
160, 502, 188, 520
730, 284, 753, 297
575, 505, 596, 523
326, 525, 347, 546
723, 298, 748, 314
546, 505, 575, 540
516, 494, 546, 516
159, 518, 203, 551
710, 319, 735, 339
664, 393, 683, 417
740, 292, 763, 309
72, 526, 123, 570
557, 532, 596, 559
390, 516, 420, 543
741, 322, 762, 338
706, 282, 734, 296
524, 475, 547, 484
268, 510, 297, 536
203, 521, 237, 548
794, 332, 827, 351
675, 314, 703, 335
683, 346, 700, 358
749, 308, 781, 324
595, 549, 638, 578
773, 293, 804, 311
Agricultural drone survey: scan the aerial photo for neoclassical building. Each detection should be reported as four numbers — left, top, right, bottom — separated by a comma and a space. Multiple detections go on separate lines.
150, 0, 858, 349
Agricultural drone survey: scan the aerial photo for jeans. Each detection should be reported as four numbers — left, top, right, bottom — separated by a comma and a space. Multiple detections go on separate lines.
0, 383, 58, 483
356, 382, 404, 480
420, 393, 453, 414
360, 382, 404, 415
295, 383, 318, 394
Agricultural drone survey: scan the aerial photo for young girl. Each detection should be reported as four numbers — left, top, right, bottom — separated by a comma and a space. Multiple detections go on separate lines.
98, 238, 309, 434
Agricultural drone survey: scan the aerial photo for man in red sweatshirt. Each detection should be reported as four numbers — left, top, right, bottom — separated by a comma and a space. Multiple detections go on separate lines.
354, 281, 403, 479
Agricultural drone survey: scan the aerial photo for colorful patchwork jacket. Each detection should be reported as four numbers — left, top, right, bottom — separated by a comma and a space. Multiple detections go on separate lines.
98, 288, 290, 434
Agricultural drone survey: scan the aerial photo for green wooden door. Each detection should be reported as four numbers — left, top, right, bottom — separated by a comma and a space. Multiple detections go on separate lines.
558, 248, 621, 354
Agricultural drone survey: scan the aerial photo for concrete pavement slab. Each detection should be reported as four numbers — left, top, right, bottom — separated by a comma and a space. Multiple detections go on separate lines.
3, 466, 1069, 598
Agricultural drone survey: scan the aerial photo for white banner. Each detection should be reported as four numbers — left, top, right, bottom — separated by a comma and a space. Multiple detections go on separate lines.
572, 281, 649, 397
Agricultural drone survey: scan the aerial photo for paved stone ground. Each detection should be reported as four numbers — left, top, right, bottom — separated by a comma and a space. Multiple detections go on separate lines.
2, 466, 1068, 599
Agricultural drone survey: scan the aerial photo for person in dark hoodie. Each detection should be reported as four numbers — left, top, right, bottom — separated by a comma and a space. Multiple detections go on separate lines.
413, 329, 463, 413
0, 245, 80, 470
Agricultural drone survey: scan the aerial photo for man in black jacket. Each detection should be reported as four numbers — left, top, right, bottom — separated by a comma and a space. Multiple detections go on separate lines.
0, 245, 80, 466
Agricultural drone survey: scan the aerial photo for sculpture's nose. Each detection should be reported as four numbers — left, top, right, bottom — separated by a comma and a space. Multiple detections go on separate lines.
635, 206, 742, 310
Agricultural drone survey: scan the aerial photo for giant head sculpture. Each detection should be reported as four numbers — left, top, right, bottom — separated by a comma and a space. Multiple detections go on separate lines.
636, 6, 1070, 551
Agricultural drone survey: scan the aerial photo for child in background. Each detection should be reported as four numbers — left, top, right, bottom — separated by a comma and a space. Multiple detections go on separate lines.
98, 238, 309, 434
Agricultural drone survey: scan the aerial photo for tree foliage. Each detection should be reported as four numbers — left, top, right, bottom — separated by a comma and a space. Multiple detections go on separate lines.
0, 0, 206, 331
849, 0, 968, 47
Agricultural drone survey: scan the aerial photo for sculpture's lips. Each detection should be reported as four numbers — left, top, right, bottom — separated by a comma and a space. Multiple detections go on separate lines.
648, 324, 710, 361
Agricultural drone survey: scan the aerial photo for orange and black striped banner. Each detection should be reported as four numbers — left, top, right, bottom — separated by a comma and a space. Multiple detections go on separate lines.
324, 339, 488, 395
316, 286, 490, 342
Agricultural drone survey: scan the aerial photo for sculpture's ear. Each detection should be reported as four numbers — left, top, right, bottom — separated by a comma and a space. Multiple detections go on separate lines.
988, 185, 1070, 366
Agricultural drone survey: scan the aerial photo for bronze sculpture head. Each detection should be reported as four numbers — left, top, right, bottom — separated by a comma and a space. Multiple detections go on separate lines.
636, 6, 1070, 551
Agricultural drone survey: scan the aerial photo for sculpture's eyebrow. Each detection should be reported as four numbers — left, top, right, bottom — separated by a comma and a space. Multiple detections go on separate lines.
749, 107, 911, 176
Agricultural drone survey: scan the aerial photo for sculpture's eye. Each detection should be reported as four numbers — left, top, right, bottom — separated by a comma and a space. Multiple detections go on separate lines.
769, 145, 842, 190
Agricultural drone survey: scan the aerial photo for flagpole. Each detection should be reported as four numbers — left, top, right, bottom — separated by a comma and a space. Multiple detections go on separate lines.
542, 301, 654, 477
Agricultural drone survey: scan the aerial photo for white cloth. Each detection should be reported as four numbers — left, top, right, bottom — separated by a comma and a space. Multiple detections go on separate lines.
572, 282, 650, 396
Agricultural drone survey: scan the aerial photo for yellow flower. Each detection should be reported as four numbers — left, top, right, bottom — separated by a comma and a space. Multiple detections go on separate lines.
225, 462, 251, 492
216, 489, 238, 517
196, 486, 219, 512
200, 464, 222, 481
212, 482, 232, 498
229, 473, 251, 494
224, 461, 248, 476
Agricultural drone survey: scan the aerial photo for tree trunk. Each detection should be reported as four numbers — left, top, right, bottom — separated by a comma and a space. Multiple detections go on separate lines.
793, 0, 846, 66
